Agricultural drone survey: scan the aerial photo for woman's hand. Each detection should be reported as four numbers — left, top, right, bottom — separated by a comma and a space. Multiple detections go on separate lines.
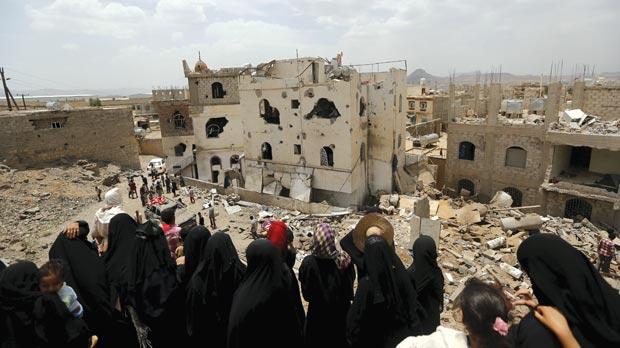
534, 306, 580, 348
64, 222, 80, 239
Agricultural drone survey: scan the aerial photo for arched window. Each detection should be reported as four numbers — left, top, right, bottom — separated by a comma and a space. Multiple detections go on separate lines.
458, 141, 475, 160
230, 154, 240, 167
261, 142, 273, 160
505, 146, 527, 168
564, 198, 592, 220
503, 187, 523, 207
320, 146, 334, 167
210, 156, 221, 183
457, 179, 475, 196
173, 111, 185, 129
211, 82, 225, 98
210, 156, 221, 166
174, 143, 187, 156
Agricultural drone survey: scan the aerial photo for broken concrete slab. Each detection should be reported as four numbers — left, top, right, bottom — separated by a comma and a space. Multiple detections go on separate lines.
490, 191, 513, 208
437, 199, 456, 220
456, 204, 481, 225
501, 214, 543, 231
499, 262, 523, 279
409, 215, 421, 249
414, 196, 430, 218
420, 217, 441, 247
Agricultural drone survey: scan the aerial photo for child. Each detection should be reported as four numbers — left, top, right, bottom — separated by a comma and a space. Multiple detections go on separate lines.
598, 229, 616, 273
39, 259, 83, 319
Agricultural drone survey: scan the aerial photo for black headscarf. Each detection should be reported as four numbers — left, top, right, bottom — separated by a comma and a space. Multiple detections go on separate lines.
186, 232, 245, 346
517, 233, 620, 348
182, 225, 211, 284
127, 220, 178, 323
0, 261, 41, 348
347, 235, 423, 348
227, 239, 302, 348
340, 231, 366, 276
408, 235, 444, 334
102, 213, 137, 306
49, 229, 114, 338
0, 260, 6, 272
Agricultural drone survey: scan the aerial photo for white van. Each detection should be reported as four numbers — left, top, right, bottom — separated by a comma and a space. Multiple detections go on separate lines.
148, 158, 166, 174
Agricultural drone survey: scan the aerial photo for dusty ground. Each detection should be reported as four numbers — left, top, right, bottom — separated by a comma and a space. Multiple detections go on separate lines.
1, 157, 618, 333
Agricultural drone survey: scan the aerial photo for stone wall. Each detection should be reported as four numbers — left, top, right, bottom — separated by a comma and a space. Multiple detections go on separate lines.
445, 122, 545, 205
0, 108, 140, 169
188, 69, 243, 106
582, 86, 620, 120
138, 138, 164, 157
544, 190, 619, 230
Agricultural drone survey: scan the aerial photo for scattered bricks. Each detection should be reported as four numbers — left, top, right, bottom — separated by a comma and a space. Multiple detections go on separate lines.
486, 236, 506, 249
482, 249, 496, 260
501, 214, 543, 231
445, 272, 455, 285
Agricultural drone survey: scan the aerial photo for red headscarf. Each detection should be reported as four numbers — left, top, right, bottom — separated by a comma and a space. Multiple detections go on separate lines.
267, 220, 288, 253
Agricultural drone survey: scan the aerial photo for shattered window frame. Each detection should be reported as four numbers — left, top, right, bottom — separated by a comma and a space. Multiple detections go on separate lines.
305, 98, 341, 119
211, 82, 225, 99
173, 111, 186, 129
205, 117, 229, 138
261, 142, 273, 160
320, 146, 334, 167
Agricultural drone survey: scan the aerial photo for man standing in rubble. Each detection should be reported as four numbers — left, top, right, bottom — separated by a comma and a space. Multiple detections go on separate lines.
598, 229, 617, 273
207, 202, 217, 229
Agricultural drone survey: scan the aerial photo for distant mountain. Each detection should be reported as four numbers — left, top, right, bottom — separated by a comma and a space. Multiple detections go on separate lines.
407, 69, 620, 88
10, 87, 152, 98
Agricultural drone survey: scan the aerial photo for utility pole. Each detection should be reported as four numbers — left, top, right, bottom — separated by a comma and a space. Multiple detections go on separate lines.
1, 67, 11, 111
19, 93, 28, 109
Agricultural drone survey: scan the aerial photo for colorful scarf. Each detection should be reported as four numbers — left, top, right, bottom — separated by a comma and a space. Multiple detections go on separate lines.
313, 223, 351, 270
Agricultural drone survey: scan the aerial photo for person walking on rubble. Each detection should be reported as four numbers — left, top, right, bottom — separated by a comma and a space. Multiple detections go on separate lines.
95, 186, 102, 202
207, 202, 217, 229
598, 229, 617, 273
128, 179, 137, 199
171, 180, 178, 197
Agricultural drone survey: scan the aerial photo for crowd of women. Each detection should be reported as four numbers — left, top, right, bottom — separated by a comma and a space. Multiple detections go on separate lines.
1, 187, 619, 348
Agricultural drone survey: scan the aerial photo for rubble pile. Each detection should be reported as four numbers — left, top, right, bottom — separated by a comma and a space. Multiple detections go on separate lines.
0, 160, 129, 264
549, 118, 620, 135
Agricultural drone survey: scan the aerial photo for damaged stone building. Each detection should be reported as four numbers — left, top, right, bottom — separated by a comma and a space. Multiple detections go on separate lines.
151, 88, 196, 176
446, 81, 620, 230
0, 107, 140, 169
237, 57, 409, 206
182, 57, 245, 185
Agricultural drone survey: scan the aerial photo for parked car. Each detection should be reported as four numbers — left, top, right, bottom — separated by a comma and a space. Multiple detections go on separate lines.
148, 158, 166, 174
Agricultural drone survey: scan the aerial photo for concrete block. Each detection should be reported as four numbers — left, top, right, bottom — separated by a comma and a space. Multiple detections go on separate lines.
409, 215, 421, 249
414, 196, 430, 218
420, 217, 441, 247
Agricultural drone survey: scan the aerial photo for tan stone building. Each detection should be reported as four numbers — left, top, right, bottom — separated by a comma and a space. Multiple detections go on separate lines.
0, 107, 140, 169
182, 58, 245, 184
446, 81, 620, 229
237, 57, 409, 206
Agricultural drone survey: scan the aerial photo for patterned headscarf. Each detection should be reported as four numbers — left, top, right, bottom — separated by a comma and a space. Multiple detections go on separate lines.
313, 223, 351, 270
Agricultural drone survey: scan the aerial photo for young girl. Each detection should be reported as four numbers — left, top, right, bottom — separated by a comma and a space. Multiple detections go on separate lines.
397, 278, 579, 348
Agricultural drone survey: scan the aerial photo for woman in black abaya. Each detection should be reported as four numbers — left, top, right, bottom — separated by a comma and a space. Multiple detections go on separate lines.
347, 235, 423, 348
186, 232, 245, 347
407, 235, 444, 334
0, 261, 90, 348
227, 239, 302, 348
299, 223, 355, 348
49, 223, 116, 345
127, 220, 183, 348
103, 213, 138, 309
178, 225, 211, 285
512, 234, 620, 348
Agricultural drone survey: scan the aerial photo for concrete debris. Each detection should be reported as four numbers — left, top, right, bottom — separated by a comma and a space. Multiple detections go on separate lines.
550, 117, 620, 135
500, 214, 544, 231
490, 191, 513, 208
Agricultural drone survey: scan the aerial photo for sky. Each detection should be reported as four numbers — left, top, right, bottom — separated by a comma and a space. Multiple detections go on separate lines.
1, 0, 619, 92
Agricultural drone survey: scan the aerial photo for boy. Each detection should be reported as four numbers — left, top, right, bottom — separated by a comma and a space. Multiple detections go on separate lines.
250, 215, 259, 239
39, 259, 83, 318
598, 229, 617, 273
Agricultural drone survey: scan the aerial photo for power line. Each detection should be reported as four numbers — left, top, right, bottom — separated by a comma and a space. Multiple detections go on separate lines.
4, 66, 79, 89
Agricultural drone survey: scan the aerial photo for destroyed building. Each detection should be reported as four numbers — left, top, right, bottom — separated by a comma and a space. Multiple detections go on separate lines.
151, 88, 195, 176
181, 57, 245, 185
446, 81, 620, 230
0, 107, 140, 169
238, 57, 410, 206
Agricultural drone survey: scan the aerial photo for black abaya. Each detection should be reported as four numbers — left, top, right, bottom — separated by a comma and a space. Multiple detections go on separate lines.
127, 220, 183, 348
340, 231, 366, 277
0, 261, 90, 348
299, 255, 355, 348
227, 239, 303, 348
180, 225, 211, 285
346, 236, 423, 348
517, 234, 620, 348
407, 235, 444, 335
186, 232, 245, 347
49, 230, 115, 342
102, 213, 138, 307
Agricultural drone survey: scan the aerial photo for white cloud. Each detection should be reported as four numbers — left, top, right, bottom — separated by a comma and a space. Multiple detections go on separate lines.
26, 0, 147, 39
153, 0, 211, 24
61, 43, 79, 50
171, 31, 184, 40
